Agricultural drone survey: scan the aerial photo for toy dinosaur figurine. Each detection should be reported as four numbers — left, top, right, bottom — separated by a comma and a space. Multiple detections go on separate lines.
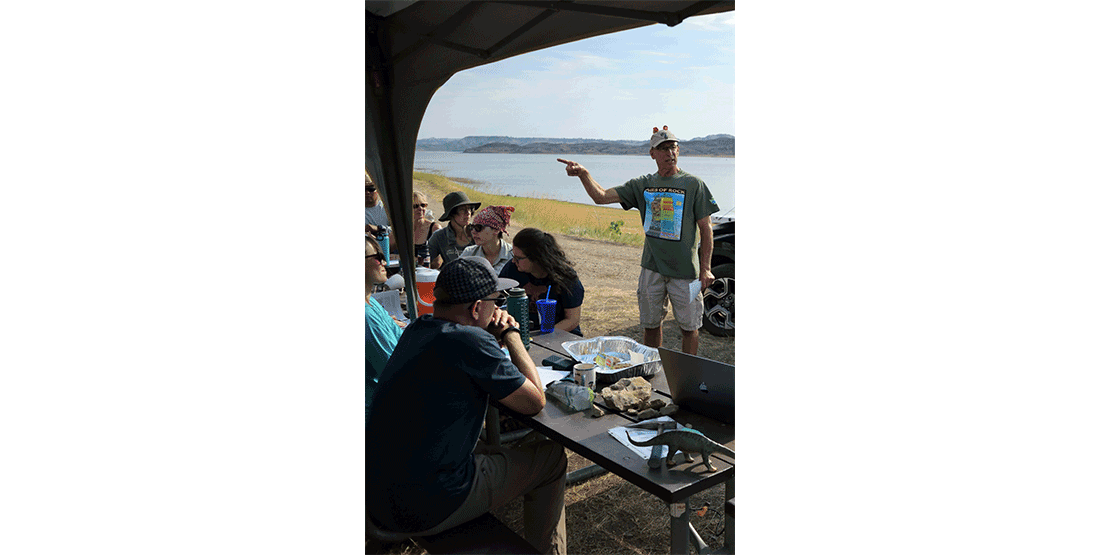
626, 428, 735, 472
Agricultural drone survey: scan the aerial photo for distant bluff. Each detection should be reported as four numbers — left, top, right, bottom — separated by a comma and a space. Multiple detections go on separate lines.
416, 135, 734, 157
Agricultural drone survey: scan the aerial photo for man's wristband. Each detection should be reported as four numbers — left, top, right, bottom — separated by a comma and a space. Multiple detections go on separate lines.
501, 326, 522, 340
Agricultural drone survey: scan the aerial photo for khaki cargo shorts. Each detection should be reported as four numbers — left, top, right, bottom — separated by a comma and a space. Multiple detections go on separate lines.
636, 267, 703, 331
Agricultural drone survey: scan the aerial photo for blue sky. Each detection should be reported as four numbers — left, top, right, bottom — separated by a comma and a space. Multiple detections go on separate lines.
418, 11, 734, 141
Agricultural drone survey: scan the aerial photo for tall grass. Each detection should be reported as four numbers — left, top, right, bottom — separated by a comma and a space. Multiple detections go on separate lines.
413, 171, 646, 246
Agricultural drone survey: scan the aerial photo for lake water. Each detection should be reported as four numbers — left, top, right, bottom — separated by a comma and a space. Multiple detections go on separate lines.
413, 150, 735, 218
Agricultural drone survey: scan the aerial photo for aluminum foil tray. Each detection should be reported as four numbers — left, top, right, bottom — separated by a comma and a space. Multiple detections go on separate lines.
560, 336, 662, 383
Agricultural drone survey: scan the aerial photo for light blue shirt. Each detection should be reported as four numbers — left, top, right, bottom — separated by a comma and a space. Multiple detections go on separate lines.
366, 297, 403, 423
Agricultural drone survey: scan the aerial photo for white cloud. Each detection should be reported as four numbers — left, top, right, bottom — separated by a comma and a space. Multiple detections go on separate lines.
536, 51, 621, 74
633, 50, 690, 59
681, 11, 735, 32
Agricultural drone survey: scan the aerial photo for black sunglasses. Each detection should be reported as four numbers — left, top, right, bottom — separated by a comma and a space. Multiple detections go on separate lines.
413, 203, 428, 209
468, 224, 490, 233
365, 187, 377, 193
365, 252, 386, 264
481, 296, 508, 307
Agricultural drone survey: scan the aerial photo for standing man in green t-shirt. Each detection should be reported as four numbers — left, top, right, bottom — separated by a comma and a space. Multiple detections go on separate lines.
558, 126, 720, 354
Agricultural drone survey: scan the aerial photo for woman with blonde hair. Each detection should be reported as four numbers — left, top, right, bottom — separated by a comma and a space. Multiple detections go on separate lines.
411, 190, 441, 266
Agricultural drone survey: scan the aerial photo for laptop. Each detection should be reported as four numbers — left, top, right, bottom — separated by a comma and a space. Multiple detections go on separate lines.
658, 348, 734, 425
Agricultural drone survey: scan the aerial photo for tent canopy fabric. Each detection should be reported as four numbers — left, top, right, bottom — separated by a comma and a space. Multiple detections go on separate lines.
365, 0, 734, 316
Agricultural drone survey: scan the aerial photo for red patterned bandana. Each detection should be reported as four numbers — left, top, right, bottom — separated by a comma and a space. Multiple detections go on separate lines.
472, 205, 515, 234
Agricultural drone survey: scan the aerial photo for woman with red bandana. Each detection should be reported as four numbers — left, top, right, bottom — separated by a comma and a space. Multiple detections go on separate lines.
460, 205, 514, 274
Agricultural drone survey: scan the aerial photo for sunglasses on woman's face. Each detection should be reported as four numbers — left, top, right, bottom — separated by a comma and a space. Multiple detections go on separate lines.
468, 224, 490, 233
365, 187, 377, 193
365, 252, 386, 264
413, 203, 428, 209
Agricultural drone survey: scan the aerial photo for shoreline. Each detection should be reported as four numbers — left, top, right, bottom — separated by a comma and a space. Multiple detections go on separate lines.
413, 171, 646, 246
447, 176, 628, 212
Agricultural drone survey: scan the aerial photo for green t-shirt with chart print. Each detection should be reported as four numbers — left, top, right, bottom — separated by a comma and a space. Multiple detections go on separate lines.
613, 170, 720, 280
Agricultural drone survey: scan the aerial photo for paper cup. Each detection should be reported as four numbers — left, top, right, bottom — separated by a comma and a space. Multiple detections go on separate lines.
573, 363, 596, 389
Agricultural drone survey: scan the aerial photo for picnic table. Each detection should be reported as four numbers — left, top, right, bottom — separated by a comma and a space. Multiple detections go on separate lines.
493, 329, 734, 554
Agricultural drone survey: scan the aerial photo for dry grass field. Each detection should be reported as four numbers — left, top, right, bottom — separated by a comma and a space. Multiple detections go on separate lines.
368, 174, 734, 554
412, 172, 647, 246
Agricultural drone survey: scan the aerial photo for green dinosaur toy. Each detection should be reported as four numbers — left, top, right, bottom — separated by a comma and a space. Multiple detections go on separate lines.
626, 428, 735, 472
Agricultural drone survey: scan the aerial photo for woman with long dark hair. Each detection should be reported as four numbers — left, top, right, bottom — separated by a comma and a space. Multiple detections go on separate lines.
499, 227, 585, 336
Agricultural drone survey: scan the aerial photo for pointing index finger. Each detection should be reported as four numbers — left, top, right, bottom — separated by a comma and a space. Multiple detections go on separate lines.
557, 158, 572, 165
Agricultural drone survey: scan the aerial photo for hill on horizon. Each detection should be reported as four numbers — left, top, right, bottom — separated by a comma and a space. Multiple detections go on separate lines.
417, 134, 734, 156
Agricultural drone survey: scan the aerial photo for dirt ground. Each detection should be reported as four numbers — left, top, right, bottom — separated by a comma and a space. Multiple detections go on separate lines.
369, 183, 734, 554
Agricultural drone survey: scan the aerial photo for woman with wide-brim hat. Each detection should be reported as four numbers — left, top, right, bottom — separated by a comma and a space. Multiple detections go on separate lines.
460, 205, 515, 274
427, 191, 480, 269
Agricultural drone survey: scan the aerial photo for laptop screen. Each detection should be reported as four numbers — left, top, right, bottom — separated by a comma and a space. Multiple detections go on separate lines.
658, 348, 734, 425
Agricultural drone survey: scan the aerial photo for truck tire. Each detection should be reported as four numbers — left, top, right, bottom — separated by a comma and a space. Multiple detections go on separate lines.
701, 263, 734, 337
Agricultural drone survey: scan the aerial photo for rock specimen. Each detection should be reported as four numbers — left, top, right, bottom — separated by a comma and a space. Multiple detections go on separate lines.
599, 377, 653, 412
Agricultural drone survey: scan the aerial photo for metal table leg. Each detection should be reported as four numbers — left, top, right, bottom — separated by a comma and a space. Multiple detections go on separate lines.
725, 475, 734, 552
670, 502, 690, 554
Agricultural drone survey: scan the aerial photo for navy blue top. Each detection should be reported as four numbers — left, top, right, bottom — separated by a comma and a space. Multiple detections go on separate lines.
365, 316, 527, 533
499, 260, 584, 336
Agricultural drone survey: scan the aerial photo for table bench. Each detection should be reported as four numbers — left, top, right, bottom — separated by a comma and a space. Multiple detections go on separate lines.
367, 511, 538, 555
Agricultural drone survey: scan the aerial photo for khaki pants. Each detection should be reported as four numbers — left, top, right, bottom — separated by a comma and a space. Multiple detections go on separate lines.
419, 440, 568, 555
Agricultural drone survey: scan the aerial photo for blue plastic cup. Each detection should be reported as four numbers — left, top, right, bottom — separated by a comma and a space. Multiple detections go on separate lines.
535, 298, 557, 333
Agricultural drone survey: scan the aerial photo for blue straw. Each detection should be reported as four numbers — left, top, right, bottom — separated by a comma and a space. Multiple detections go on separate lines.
545, 285, 551, 300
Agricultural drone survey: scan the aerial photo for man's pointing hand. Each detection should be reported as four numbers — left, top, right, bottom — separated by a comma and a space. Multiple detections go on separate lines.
557, 158, 587, 178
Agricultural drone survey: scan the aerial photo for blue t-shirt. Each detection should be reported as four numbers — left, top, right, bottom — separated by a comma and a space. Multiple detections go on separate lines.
365, 298, 403, 423
365, 316, 527, 533
499, 261, 584, 336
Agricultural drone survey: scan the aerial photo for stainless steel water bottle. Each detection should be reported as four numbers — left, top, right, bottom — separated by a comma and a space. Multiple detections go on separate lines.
506, 287, 530, 349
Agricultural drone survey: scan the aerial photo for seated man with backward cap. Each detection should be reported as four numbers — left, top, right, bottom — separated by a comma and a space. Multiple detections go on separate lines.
365, 256, 567, 555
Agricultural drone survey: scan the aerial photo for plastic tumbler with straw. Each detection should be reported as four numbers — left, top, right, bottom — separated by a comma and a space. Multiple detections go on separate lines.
535, 286, 556, 334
